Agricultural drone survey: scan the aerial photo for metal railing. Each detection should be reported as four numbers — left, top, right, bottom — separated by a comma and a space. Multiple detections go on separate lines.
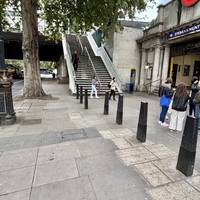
84, 46, 102, 92
144, 79, 161, 94
87, 31, 122, 93
77, 36, 84, 55
62, 34, 76, 94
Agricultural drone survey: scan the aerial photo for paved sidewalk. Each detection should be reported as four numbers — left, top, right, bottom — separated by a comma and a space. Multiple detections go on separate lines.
0, 80, 200, 200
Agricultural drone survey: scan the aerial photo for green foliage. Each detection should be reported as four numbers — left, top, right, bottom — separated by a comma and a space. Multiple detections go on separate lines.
1, 0, 153, 37
41, 0, 152, 38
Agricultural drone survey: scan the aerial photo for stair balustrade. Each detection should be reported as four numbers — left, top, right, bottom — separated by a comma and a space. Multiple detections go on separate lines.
62, 34, 76, 94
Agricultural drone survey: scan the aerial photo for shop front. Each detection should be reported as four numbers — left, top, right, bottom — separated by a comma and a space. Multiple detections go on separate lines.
167, 22, 200, 87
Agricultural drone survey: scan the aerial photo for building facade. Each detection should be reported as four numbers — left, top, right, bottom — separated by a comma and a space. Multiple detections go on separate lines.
138, 0, 200, 92
104, 21, 148, 90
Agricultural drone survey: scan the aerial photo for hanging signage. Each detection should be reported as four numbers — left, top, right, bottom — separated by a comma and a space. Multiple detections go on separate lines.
169, 23, 200, 40
181, 0, 199, 7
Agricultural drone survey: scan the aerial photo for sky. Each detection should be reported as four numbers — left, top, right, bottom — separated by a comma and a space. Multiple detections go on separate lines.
135, 0, 171, 22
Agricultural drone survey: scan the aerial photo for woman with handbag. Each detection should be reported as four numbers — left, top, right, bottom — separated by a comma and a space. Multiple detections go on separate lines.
169, 83, 189, 132
159, 78, 173, 127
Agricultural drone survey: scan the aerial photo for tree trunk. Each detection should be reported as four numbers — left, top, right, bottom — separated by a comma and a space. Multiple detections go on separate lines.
21, 0, 45, 98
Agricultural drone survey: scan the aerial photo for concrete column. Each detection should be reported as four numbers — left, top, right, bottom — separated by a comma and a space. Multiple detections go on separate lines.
57, 56, 69, 84
152, 46, 161, 87
161, 46, 170, 82
139, 49, 146, 91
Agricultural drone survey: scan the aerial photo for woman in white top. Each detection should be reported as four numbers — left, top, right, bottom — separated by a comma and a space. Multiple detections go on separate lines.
109, 77, 118, 100
90, 76, 99, 98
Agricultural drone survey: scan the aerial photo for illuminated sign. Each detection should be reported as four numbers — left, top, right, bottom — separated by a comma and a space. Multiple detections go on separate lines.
181, 0, 199, 7
169, 23, 200, 39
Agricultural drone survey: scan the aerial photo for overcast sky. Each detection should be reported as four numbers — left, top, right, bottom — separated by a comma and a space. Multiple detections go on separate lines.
135, 0, 171, 22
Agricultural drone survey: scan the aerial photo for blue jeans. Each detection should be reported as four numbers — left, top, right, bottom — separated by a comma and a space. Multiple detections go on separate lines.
195, 104, 200, 129
160, 106, 168, 123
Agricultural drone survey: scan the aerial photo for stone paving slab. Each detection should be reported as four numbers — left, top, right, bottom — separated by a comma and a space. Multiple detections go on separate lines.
134, 162, 171, 187
148, 181, 200, 200
145, 144, 176, 159
153, 157, 199, 182
76, 137, 117, 157
0, 148, 37, 172
0, 167, 34, 195
186, 175, 200, 192
30, 176, 96, 200
116, 146, 158, 166
34, 159, 79, 187
83, 127, 101, 138
111, 138, 132, 149
37, 142, 80, 165
89, 168, 149, 200
125, 136, 155, 147
99, 128, 133, 139
0, 189, 30, 200
69, 112, 82, 120
76, 152, 125, 176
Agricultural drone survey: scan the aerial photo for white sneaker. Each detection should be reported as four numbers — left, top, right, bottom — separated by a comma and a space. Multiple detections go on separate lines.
158, 121, 162, 125
96, 96, 99, 99
161, 122, 168, 127
165, 116, 169, 120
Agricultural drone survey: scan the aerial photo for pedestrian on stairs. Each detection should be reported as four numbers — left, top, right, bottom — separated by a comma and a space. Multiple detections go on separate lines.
72, 50, 79, 72
90, 76, 99, 98
109, 77, 118, 100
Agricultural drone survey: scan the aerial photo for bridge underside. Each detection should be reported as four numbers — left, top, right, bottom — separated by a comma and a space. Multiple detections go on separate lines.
3, 32, 63, 62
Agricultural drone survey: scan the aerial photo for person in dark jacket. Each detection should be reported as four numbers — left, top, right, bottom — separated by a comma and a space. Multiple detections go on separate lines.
159, 78, 173, 126
189, 76, 199, 116
72, 50, 79, 71
169, 83, 189, 132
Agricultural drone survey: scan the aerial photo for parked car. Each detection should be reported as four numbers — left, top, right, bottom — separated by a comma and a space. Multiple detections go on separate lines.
40, 69, 53, 78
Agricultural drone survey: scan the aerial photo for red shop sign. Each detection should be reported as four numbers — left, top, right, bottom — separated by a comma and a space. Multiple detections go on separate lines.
181, 0, 199, 7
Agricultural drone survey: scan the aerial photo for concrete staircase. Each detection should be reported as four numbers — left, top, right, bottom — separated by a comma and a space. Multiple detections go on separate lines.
67, 35, 112, 95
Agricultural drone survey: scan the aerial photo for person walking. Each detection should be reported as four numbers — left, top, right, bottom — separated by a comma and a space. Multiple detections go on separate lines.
109, 77, 118, 100
193, 82, 200, 130
90, 76, 99, 98
169, 83, 189, 132
72, 50, 79, 72
189, 76, 199, 116
159, 78, 173, 126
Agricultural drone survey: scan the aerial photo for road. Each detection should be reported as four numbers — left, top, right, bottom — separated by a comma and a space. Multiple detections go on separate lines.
12, 79, 23, 97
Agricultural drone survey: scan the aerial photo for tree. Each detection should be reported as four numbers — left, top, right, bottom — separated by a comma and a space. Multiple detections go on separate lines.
0, 0, 152, 98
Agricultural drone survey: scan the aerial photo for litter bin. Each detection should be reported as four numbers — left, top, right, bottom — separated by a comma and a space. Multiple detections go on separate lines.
126, 83, 134, 93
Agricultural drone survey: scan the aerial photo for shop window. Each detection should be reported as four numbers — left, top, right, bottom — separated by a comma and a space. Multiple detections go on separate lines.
183, 65, 190, 76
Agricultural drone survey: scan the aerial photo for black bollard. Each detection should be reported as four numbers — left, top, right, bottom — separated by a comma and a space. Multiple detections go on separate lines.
116, 94, 123, 125
136, 102, 148, 143
80, 86, 83, 104
76, 84, 79, 99
84, 89, 88, 109
176, 116, 198, 176
104, 92, 109, 115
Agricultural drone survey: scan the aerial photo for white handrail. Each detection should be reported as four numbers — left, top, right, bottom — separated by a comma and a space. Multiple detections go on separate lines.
87, 31, 122, 92
84, 46, 102, 87
62, 34, 76, 94
77, 36, 84, 55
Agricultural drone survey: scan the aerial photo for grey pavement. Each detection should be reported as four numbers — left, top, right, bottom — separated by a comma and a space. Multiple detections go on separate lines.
0, 80, 200, 199
12, 80, 23, 97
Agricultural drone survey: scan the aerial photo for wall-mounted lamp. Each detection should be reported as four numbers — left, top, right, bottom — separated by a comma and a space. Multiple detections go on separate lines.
145, 65, 149, 70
